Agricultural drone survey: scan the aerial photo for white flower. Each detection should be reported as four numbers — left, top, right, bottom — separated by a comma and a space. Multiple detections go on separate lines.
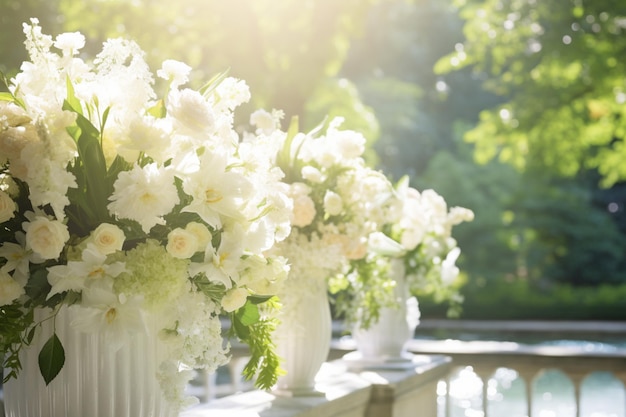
212, 77, 251, 112
291, 194, 316, 227
108, 163, 179, 233
368, 232, 405, 257
0, 271, 24, 306
181, 151, 252, 229
301, 166, 323, 183
53, 32, 85, 56
0, 190, 16, 223
23, 215, 69, 260
167, 88, 214, 135
71, 281, 146, 352
448, 206, 475, 225
239, 255, 289, 295
250, 108, 283, 135
441, 247, 461, 284
323, 190, 343, 216
184, 222, 212, 251
157, 59, 191, 89
166, 228, 199, 259
47, 245, 126, 299
334, 128, 366, 159
0, 241, 30, 285
88, 223, 125, 255
221, 287, 249, 312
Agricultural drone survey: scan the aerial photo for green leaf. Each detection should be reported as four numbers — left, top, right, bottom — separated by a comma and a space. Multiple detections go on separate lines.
147, 99, 166, 118
231, 314, 250, 340
26, 326, 37, 344
276, 116, 300, 179
247, 294, 274, 305
236, 301, 260, 326
199, 68, 230, 97
0, 92, 14, 102
64, 75, 82, 115
38, 333, 65, 385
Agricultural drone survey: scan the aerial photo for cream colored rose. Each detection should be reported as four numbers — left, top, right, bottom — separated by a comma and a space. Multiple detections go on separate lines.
185, 222, 212, 251
0, 271, 24, 306
89, 223, 125, 255
323, 191, 343, 216
0, 190, 16, 223
24, 216, 69, 260
221, 287, 249, 313
166, 227, 199, 259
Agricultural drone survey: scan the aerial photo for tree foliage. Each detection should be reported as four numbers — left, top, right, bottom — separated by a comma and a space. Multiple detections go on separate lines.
56, 0, 382, 129
436, 0, 626, 188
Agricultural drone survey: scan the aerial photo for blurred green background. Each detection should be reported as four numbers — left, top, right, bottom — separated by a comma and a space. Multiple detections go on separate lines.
3, 0, 626, 320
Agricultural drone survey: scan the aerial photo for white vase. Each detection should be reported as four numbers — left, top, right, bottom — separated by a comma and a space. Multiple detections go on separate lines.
3, 305, 177, 417
348, 258, 420, 367
273, 279, 331, 396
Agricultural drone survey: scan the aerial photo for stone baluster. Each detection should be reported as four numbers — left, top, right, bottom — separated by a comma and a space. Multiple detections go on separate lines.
474, 366, 497, 417
567, 371, 588, 417
516, 369, 539, 417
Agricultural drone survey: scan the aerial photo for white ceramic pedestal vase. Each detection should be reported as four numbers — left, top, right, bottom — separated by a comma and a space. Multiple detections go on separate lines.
347, 258, 420, 368
3, 305, 176, 417
273, 279, 331, 396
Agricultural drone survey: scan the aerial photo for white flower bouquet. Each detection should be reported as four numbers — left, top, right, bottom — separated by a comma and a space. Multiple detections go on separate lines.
331, 176, 475, 329
248, 111, 396, 293
0, 19, 292, 410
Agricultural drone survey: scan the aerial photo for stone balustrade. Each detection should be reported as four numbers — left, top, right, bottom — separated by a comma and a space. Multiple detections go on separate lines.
182, 355, 452, 417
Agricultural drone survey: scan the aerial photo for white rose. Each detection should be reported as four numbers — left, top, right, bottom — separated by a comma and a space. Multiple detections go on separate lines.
221, 287, 249, 313
24, 216, 69, 260
0, 271, 24, 306
0, 190, 16, 223
166, 228, 199, 259
89, 223, 125, 255
185, 222, 212, 251
323, 191, 343, 216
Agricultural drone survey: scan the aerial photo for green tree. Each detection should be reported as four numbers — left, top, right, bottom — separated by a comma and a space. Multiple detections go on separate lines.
0, 0, 59, 76
435, 0, 626, 188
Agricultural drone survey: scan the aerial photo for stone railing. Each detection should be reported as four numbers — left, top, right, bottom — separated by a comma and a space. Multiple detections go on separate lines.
190, 320, 626, 417
183, 354, 452, 417
401, 338, 626, 417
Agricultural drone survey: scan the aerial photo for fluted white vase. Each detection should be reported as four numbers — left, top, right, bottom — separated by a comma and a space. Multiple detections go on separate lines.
348, 258, 420, 366
3, 305, 176, 417
273, 279, 331, 396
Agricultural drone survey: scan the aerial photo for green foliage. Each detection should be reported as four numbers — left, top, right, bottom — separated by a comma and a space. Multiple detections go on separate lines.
0, 0, 60, 76
430, 279, 626, 320
230, 297, 284, 390
0, 303, 34, 383
329, 255, 397, 330
436, 0, 626, 187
